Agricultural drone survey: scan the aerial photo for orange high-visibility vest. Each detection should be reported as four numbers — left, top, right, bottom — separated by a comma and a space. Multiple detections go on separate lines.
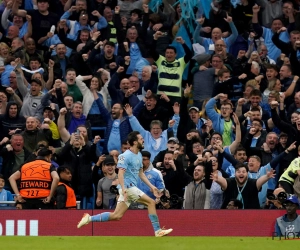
58, 182, 77, 209
19, 160, 52, 199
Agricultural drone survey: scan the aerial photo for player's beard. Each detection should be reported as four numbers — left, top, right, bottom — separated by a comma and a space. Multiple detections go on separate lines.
137, 142, 144, 150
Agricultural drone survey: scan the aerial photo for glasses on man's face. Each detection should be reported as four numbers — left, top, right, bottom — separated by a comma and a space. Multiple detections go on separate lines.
215, 44, 224, 47
193, 144, 201, 148
211, 159, 217, 163
212, 60, 222, 63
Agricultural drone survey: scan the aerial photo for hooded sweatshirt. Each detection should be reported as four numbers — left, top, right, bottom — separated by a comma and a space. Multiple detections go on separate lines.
0, 102, 26, 140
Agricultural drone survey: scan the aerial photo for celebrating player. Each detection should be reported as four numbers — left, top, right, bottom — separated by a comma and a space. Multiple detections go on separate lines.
77, 131, 173, 237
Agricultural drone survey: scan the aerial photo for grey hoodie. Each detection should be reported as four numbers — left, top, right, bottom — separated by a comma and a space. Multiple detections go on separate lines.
16, 71, 43, 117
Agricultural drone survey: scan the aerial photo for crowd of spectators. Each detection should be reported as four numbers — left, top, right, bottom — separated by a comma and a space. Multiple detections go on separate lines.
0, 0, 300, 210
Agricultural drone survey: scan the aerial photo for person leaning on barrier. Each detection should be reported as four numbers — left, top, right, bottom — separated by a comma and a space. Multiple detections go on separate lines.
55, 166, 76, 209
9, 148, 59, 209
275, 195, 300, 237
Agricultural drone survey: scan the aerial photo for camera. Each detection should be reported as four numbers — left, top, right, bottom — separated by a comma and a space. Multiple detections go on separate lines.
159, 193, 184, 208
110, 185, 119, 195
267, 191, 289, 203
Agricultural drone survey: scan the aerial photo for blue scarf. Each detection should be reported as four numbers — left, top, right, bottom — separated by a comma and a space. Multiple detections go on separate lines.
236, 178, 248, 209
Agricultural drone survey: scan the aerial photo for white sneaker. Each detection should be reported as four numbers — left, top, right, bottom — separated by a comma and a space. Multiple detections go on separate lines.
155, 228, 173, 237
77, 213, 90, 228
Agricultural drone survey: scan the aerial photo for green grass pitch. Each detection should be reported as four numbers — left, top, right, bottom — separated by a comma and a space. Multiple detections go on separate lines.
1, 236, 299, 250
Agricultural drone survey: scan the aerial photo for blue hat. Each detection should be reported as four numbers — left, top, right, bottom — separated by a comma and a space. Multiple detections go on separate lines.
284, 195, 300, 206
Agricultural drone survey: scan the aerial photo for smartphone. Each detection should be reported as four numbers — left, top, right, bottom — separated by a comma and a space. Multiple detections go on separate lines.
76, 129, 80, 135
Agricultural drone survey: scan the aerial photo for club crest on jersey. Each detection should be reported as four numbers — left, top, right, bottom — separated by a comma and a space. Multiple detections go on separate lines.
118, 156, 125, 164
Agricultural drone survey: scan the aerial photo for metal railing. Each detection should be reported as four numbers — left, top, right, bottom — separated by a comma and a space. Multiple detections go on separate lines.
0, 201, 81, 209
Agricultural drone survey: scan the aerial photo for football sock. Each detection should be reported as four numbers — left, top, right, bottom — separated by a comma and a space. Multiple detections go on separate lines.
90, 212, 110, 222
148, 214, 160, 232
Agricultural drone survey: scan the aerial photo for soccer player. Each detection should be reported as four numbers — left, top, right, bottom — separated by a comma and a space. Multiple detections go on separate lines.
77, 131, 173, 237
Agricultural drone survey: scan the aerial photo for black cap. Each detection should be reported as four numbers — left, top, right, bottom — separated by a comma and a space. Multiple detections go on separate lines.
37, 148, 52, 157
37, 0, 49, 3
103, 155, 115, 165
43, 106, 53, 112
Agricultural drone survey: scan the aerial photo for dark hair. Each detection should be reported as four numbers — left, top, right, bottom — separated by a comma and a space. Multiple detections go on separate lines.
141, 151, 151, 159
105, 41, 115, 48
127, 131, 140, 146
265, 64, 278, 72
145, 93, 158, 101
272, 18, 283, 25
229, 199, 243, 209
165, 46, 176, 54
57, 166, 72, 176
121, 140, 129, 145
80, 29, 90, 34
211, 132, 223, 140
251, 107, 261, 112
252, 118, 263, 127
165, 150, 174, 155
217, 68, 230, 77
64, 95, 74, 100
31, 78, 42, 86
235, 162, 249, 172
29, 56, 42, 64
0, 173, 4, 180
290, 30, 300, 35
234, 146, 246, 155
66, 68, 76, 74
249, 89, 261, 97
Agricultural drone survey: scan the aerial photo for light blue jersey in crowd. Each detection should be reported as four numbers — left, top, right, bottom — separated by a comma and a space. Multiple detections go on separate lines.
117, 149, 143, 188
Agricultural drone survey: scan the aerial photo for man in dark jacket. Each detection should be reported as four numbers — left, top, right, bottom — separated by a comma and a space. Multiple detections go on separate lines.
137, 92, 171, 131
0, 133, 31, 190
21, 116, 53, 152
0, 102, 26, 140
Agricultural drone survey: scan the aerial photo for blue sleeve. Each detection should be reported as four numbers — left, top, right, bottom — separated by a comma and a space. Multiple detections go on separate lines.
205, 98, 220, 122
117, 154, 128, 170
128, 115, 147, 138
95, 98, 111, 121
132, 100, 145, 116
7, 191, 14, 201
96, 16, 108, 30
41, 92, 51, 107
155, 173, 165, 190
61, 11, 71, 20
171, 114, 180, 137
193, 24, 205, 45
226, 22, 238, 47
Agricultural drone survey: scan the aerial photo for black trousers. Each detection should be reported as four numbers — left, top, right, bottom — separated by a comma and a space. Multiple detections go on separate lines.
22, 199, 54, 209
